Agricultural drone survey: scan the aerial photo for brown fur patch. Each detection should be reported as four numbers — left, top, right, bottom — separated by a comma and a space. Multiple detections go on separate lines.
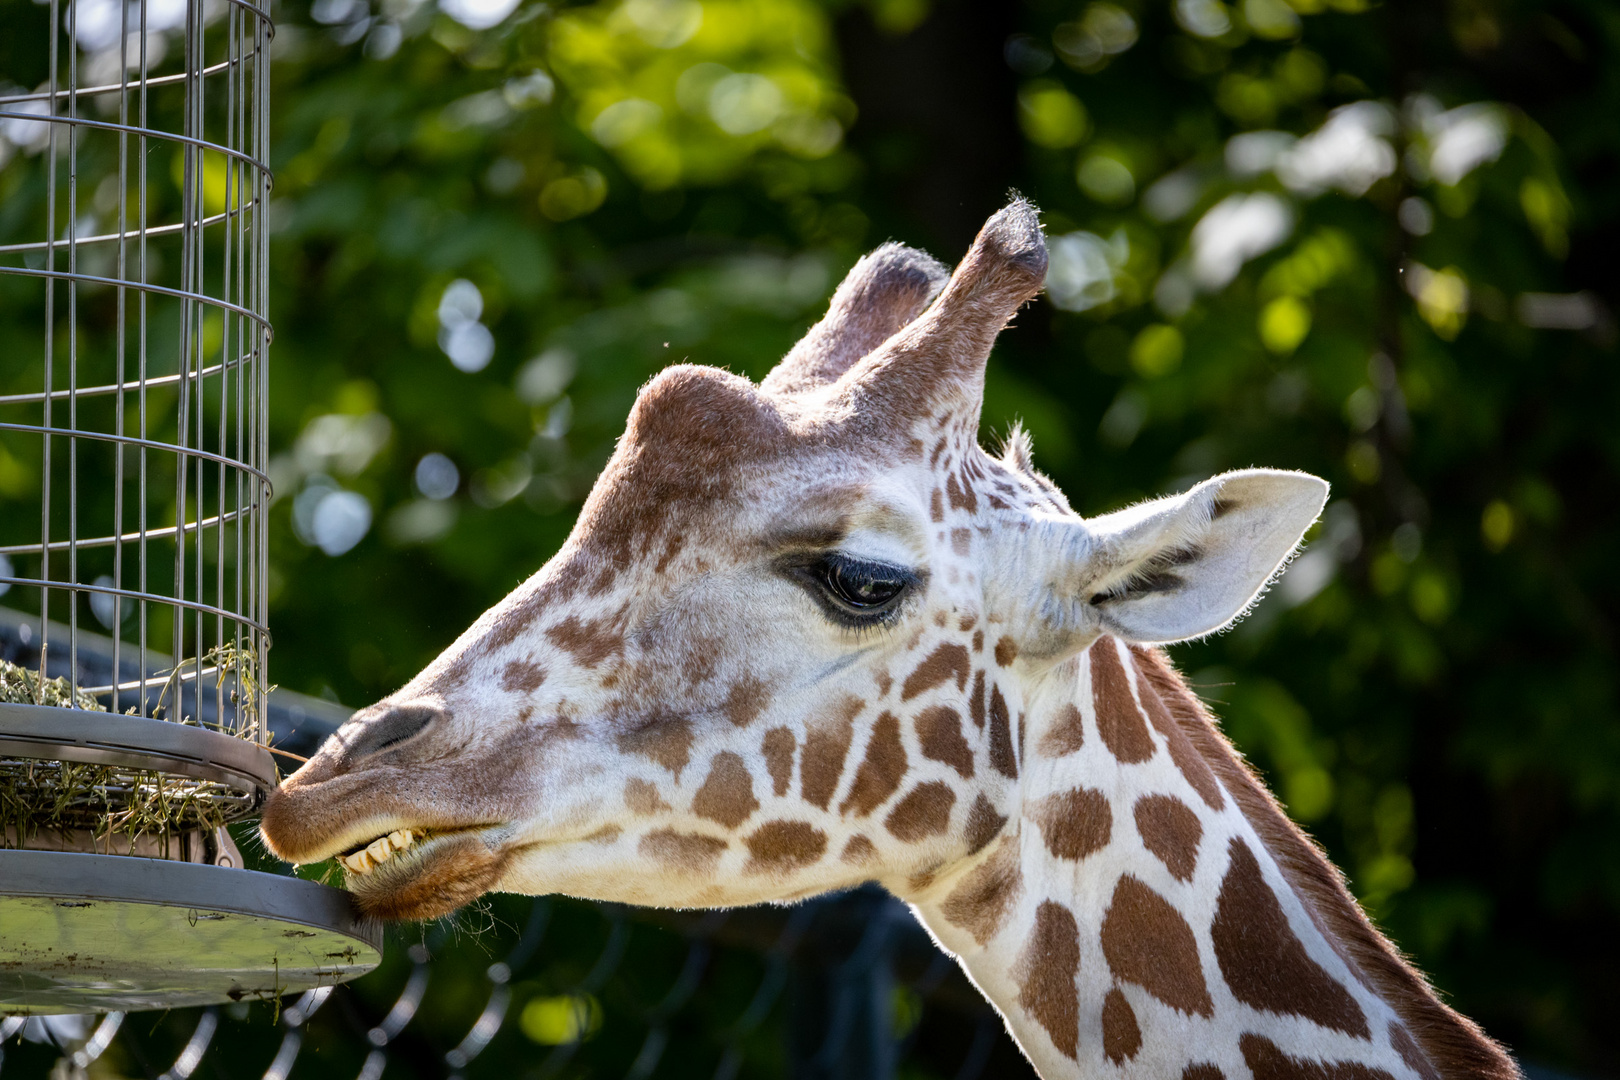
885, 781, 956, 841
951, 528, 972, 555
1130, 648, 1224, 810
545, 615, 622, 667
1029, 787, 1112, 861
946, 471, 978, 514
901, 643, 972, 701
964, 794, 1007, 856
841, 711, 907, 817
1131, 645, 1520, 1080
988, 685, 1018, 778
691, 752, 760, 829
1134, 793, 1203, 883
1239, 1034, 1396, 1080
721, 675, 770, 727
349, 834, 507, 921
1091, 641, 1155, 764
1212, 837, 1370, 1038
501, 661, 546, 693
625, 778, 671, 815
915, 705, 975, 778
743, 820, 827, 873
583, 825, 622, 844
617, 717, 694, 780
762, 727, 795, 796
940, 836, 1021, 944
1013, 901, 1080, 1060
875, 669, 893, 698
800, 696, 861, 809
1039, 703, 1085, 758
641, 828, 728, 874
1100, 875, 1213, 1017
930, 488, 945, 522
841, 834, 876, 864
969, 671, 986, 728
1183, 1066, 1226, 1080
994, 636, 1019, 666
1390, 1022, 1441, 1080
1102, 987, 1142, 1064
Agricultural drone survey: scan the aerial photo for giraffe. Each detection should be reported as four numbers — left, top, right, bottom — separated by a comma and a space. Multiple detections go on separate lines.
260, 200, 1519, 1080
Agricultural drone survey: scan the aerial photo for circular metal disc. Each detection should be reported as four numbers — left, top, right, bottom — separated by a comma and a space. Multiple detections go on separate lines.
0, 851, 383, 1015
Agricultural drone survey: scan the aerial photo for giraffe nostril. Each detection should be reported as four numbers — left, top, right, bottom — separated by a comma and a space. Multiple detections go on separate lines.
335, 703, 447, 766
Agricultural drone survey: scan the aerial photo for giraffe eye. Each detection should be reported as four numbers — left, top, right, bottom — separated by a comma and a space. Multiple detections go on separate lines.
811, 554, 914, 620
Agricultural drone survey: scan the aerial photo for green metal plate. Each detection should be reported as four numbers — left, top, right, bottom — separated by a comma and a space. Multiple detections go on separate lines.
0, 851, 383, 1015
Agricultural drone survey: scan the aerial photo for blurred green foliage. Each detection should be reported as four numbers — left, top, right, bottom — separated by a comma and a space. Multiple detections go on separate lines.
3, 0, 1619, 1072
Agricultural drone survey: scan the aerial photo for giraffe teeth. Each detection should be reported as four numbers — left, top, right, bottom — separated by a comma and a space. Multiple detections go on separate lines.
341, 829, 423, 876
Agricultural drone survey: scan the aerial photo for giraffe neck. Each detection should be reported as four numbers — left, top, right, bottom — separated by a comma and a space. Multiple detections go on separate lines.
908, 637, 1516, 1080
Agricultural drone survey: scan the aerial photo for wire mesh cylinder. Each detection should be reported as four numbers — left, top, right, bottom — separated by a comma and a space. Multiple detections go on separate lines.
0, 0, 272, 739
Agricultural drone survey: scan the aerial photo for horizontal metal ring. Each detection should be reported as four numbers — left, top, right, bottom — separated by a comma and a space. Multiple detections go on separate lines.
0, 423, 273, 491
0, 703, 276, 808
0, 200, 263, 256
0, 111, 275, 187
0, 268, 273, 338
0, 506, 257, 558
0, 58, 245, 106
0, 577, 270, 635
0, 353, 259, 407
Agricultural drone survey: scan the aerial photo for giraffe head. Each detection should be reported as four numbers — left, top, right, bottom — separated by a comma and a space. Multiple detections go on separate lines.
260, 201, 1326, 920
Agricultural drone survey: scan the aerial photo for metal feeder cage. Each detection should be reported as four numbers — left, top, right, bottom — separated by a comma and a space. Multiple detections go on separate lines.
0, 0, 380, 1015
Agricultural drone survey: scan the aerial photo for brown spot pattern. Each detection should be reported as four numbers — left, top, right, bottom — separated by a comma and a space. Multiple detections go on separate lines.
800, 697, 861, 809
744, 820, 828, 874
1132, 648, 1225, 810
969, 671, 986, 728
901, 643, 972, 701
625, 778, 670, 815
1183, 1066, 1226, 1080
761, 727, 795, 796
988, 685, 1018, 778
1135, 794, 1203, 882
940, 837, 1021, 944
951, 528, 972, 555
617, 717, 694, 780
841, 834, 876, 864
1102, 987, 1142, 1064
1240, 1034, 1395, 1080
994, 636, 1019, 666
691, 752, 759, 829
1038, 703, 1085, 758
930, 488, 944, 522
721, 676, 770, 727
501, 661, 546, 693
915, 705, 974, 778
964, 794, 1007, 855
1212, 838, 1370, 1038
946, 471, 978, 514
1390, 1022, 1440, 1080
1029, 788, 1112, 861
1100, 875, 1213, 1017
1014, 901, 1080, 1060
640, 828, 727, 874
885, 781, 956, 842
841, 711, 906, 817
1092, 642, 1155, 763
545, 615, 622, 667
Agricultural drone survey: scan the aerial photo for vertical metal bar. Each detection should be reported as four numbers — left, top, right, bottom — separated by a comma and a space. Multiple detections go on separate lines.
137, 0, 151, 714
136, 0, 151, 718
217, 3, 234, 731
173, 0, 197, 716
254, 3, 271, 742
41, 0, 59, 671
66, 0, 82, 704
111, 0, 132, 713
192, 0, 207, 721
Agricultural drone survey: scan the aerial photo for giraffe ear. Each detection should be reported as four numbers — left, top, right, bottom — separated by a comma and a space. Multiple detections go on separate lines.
761, 243, 949, 396
1036, 470, 1329, 645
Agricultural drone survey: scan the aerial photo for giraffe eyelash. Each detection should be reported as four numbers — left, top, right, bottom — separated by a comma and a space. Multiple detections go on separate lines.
777, 551, 923, 630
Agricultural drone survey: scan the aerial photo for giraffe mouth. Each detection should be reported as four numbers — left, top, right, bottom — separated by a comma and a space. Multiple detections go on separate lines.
331, 823, 499, 878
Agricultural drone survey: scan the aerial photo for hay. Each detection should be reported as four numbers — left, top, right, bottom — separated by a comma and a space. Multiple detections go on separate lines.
0, 650, 269, 854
